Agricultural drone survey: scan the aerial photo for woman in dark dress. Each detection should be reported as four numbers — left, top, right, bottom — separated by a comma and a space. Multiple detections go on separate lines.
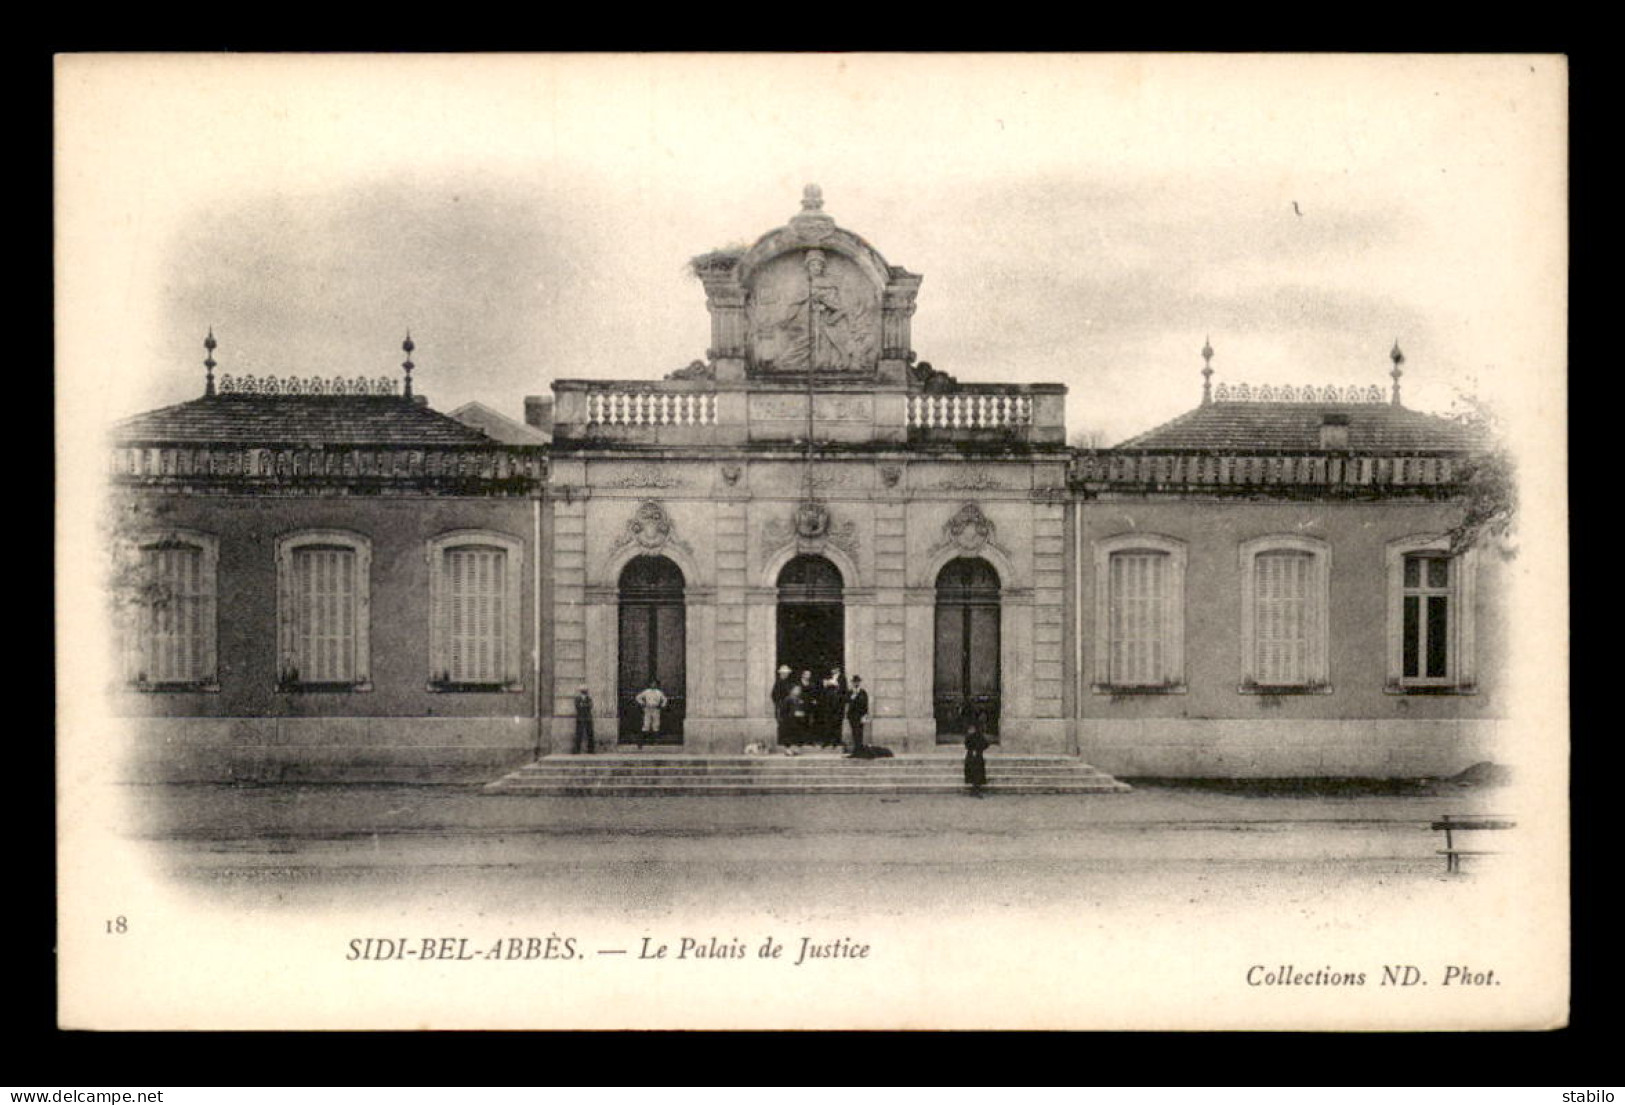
785, 683, 808, 744
795, 670, 817, 744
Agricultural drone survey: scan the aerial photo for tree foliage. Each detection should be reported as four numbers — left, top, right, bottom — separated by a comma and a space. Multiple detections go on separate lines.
1446, 393, 1517, 556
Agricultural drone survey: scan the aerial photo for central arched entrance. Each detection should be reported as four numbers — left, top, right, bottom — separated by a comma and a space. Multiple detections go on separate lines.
617, 555, 686, 744
776, 555, 845, 741
934, 556, 1002, 741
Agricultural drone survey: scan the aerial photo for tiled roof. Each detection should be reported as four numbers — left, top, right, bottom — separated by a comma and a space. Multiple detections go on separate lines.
1115, 401, 1482, 452
112, 394, 502, 447
448, 401, 551, 445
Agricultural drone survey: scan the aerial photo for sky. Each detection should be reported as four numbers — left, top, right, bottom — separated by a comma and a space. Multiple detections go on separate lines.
58, 53, 1566, 447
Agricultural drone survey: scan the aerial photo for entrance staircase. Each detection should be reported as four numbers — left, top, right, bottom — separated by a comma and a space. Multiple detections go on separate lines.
483, 753, 1131, 796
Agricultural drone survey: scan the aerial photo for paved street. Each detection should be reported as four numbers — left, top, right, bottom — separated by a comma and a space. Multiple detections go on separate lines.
119, 780, 1508, 921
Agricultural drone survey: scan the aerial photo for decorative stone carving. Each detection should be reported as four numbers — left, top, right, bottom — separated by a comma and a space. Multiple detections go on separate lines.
720, 464, 742, 487
610, 500, 691, 556
763, 501, 860, 562
746, 249, 879, 374
807, 466, 863, 490
879, 464, 902, 488
927, 502, 1010, 562
597, 464, 686, 489
938, 468, 1014, 491
795, 500, 830, 539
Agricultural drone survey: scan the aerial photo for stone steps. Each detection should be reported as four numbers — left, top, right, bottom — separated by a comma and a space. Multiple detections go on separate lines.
484, 754, 1132, 796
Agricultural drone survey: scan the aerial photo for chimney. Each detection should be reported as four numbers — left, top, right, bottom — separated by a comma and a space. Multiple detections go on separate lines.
525, 395, 554, 431
1318, 412, 1350, 450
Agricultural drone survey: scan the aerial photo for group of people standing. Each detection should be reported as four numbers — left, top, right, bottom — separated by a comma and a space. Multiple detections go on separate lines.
771, 665, 869, 752
574, 672, 985, 795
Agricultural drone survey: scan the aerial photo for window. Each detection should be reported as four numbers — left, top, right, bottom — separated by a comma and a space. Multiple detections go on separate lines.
428, 532, 523, 690
121, 530, 218, 690
277, 530, 371, 690
1240, 536, 1331, 692
1386, 536, 1477, 691
1093, 534, 1186, 691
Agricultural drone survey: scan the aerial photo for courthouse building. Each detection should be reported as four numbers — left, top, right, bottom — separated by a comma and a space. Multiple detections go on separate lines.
106, 186, 1507, 781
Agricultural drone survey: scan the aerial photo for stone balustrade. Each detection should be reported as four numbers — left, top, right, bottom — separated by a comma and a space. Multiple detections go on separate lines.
550, 379, 1065, 448
907, 392, 1034, 430
1072, 450, 1469, 493
584, 390, 719, 426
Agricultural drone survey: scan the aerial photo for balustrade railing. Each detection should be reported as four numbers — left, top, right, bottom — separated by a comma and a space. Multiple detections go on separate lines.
584, 390, 718, 426
908, 393, 1034, 430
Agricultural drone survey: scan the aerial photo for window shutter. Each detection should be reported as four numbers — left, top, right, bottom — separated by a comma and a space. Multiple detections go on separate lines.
293, 546, 357, 683
1110, 551, 1168, 685
1255, 551, 1311, 685
444, 546, 507, 683
135, 543, 209, 684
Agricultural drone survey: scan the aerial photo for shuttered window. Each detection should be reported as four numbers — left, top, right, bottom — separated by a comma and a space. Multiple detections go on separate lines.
1109, 551, 1169, 686
428, 532, 522, 690
126, 537, 217, 687
291, 546, 358, 683
444, 546, 507, 684
1093, 534, 1187, 693
1239, 537, 1330, 691
1254, 550, 1312, 685
276, 531, 371, 690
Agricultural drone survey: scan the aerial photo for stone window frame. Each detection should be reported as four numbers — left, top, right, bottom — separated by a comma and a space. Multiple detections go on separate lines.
426, 530, 525, 693
1092, 533, 1187, 694
1238, 534, 1333, 694
1385, 534, 1478, 694
275, 529, 372, 692
121, 527, 220, 692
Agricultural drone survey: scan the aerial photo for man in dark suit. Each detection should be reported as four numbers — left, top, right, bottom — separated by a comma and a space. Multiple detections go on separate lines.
573, 686, 595, 754
845, 676, 870, 755
771, 665, 794, 744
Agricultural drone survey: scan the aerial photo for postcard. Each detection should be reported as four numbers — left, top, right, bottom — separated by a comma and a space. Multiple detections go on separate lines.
57, 53, 1568, 1031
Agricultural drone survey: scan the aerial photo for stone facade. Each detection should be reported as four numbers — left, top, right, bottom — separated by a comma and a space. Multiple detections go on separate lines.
107, 187, 1508, 781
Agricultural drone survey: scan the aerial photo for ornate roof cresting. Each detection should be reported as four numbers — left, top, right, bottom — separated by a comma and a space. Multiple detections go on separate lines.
1211, 382, 1387, 404
218, 374, 401, 396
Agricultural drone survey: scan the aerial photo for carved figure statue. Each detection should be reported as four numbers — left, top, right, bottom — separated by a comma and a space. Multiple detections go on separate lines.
784, 251, 859, 371
749, 251, 866, 373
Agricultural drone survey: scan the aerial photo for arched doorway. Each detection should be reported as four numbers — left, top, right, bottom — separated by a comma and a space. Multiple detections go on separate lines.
776, 555, 845, 741
618, 555, 686, 744
934, 557, 1001, 741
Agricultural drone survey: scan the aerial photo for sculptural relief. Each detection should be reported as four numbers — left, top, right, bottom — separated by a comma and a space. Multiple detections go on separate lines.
927, 502, 1010, 562
747, 249, 879, 373
610, 500, 692, 557
763, 501, 860, 561
596, 463, 688, 489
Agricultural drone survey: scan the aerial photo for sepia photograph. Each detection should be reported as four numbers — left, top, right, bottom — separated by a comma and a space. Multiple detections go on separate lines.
56, 53, 1569, 1031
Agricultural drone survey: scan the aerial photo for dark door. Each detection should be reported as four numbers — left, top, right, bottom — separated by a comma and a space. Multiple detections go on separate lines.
618, 556, 685, 743
934, 557, 1001, 740
776, 555, 845, 742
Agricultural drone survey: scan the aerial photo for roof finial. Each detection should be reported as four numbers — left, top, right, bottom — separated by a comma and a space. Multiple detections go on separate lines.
801, 183, 824, 212
203, 328, 218, 397
401, 331, 415, 399
1389, 339, 1405, 406
1200, 336, 1215, 405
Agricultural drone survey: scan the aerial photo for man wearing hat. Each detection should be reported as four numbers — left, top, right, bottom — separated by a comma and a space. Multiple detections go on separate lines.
771, 664, 795, 745
573, 685, 595, 754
